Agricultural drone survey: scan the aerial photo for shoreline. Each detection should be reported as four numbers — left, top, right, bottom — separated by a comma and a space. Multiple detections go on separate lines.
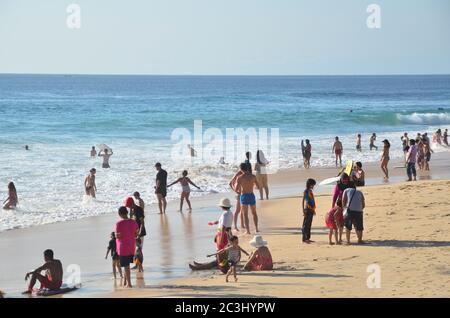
1, 151, 450, 297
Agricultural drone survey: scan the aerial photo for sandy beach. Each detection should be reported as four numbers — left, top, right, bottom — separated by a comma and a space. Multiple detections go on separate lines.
1, 152, 449, 298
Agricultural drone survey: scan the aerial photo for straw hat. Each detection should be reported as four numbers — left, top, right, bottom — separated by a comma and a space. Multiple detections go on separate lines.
250, 235, 268, 248
218, 198, 232, 208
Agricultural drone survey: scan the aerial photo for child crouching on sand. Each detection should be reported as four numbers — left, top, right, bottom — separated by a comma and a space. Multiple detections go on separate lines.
208, 236, 249, 282
105, 232, 123, 279
302, 178, 316, 244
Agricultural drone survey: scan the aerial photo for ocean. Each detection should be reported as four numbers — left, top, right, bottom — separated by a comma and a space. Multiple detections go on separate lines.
1, 74, 449, 231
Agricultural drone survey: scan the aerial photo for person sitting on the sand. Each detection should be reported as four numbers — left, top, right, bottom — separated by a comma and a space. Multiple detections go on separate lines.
23, 249, 63, 294
3, 182, 18, 210
207, 235, 249, 283
189, 198, 233, 273
243, 235, 273, 271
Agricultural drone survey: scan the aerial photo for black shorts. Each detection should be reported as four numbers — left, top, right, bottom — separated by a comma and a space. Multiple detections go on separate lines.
228, 260, 238, 266
344, 210, 364, 231
119, 255, 134, 267
156, 189, 167, 198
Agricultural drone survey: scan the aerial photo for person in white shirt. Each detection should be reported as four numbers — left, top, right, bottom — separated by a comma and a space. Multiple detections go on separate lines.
342, 184, 365, 244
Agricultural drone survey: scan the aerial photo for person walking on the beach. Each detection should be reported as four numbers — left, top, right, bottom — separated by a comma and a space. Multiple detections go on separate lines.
3, 182, 18, 210
302, 178, 316, 244
423, 139, 434, 171
207, 235, 249, 283
370, 133, 378, 151
167, 170, 200, 212
443, 129, 448, 146
23, 249, 63, 294
406, 139, 418, 181
235, 163, 260, 234
84, 168, 97, 198
342, 183, 365, 244
154, 162, 167, 214
115, 206, 139, 288
255, 150, 270, 200
229, 165, 245, 231
98, 148, 113, 168
90, 146, 97, 158
303, 140, 312, 169
380, 139, 390, 180
356, 134, 362, 152
332, 137, 343, 167
105, 232, 122, 280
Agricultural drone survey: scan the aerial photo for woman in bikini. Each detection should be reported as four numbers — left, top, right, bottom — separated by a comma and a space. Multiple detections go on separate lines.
167, 170, 200, 212
84, 168, 97, 198
3, 182, 18, 210
380, 139, 390, 180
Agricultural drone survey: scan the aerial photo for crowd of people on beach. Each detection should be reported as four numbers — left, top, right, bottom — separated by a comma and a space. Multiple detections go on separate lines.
2, 126, 448, 294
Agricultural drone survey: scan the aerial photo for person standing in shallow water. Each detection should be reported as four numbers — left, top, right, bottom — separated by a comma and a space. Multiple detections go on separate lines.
370, 133, 378, 151
406, 139, 418, 181
3, 182, 18, 210
380, 139, 390, 180
167, 170, 201, 212
332, 137, 343, 167
90, 146, 97, 158
84, 168, 97, 198
154, 162, 168, 214
98, 148, 113, 168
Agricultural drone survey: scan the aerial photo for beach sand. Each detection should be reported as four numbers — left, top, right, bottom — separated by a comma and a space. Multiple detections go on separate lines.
1, 153, 450, 297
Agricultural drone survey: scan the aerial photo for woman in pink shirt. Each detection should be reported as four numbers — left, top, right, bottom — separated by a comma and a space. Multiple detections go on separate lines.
115, 206, 139, 288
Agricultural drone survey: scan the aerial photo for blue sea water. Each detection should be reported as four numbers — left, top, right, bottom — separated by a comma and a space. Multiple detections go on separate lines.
0, 74, 449, 231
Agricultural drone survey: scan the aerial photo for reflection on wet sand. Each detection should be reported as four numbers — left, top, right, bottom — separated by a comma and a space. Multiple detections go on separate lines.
159, 214, 172, 275
181, 213, 195, 258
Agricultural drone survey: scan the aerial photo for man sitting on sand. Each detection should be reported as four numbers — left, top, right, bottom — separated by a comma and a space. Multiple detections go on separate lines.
23, 249, 63, 294
332, 137, 343, 167
235, 163, 260, 234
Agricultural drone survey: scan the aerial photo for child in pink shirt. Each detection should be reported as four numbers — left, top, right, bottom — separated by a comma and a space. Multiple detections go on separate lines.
115, 206, 139, 288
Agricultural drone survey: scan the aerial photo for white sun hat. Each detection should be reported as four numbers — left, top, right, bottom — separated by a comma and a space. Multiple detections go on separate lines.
218, 198, 232, 208
250, 235, 268, 248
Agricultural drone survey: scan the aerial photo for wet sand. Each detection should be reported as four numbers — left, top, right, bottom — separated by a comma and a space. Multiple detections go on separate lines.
1, 151, 450, 297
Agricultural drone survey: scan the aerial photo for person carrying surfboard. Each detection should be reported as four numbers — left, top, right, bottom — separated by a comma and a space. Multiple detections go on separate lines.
332, 137, 343, 167
23, 249, 63, 294
98, 147, 113, 168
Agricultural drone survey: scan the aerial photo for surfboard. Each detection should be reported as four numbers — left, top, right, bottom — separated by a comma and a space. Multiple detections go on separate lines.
36, 286, 78, 297
319, 176, 340, 186
344, 160, 354, 176
97, 144, 112, 152
394, 165, 406, 169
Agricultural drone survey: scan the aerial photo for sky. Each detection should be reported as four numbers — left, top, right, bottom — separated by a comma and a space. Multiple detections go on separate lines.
0, 0, 449, 75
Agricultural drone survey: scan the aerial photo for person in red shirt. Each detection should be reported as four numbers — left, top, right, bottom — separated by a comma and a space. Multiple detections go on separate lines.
244, 235, 273, 271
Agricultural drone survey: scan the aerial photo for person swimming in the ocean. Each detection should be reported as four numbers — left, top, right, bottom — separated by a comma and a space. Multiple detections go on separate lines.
98, 148, 113, 168
167, 170, 200, 212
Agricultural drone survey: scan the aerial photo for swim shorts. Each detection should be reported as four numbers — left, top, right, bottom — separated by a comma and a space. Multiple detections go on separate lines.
119, 255, 134, 267
102, 163, 110, 169
344, 210, 364, 231
240, 193, 256, 206
155, 188, 167, 198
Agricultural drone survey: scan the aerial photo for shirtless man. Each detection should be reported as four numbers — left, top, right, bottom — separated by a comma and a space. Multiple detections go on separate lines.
23, 249, 63, 294
98, 148, 113, 168
235, 163, 260, 234
332, 137, 343, 167
154, 162, 167, 214
90, 146, 97, 158
229, 165, 246, 231
84, 168, 97, 198
369, 133, 378, 151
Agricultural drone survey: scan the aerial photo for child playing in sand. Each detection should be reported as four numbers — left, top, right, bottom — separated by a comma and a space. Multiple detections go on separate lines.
302, 179, 316, 244
167, 170, 200, 212
105, 232, 122, 279
208, 236, 249, 282
3, 182, 18, 210
134, 237, 144, 273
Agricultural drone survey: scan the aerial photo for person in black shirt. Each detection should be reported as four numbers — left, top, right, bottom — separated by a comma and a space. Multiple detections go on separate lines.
154, 162, 168, 214
105, 232, 122, 279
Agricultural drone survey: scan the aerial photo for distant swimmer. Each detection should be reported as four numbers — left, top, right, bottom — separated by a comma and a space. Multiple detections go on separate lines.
187, 144, 197, 157
369, 133, 378, 151
3, 182, 18, 210
90, 146, 97, 158
84, 168, 97, 198
218, 157, 227, 165
98, 148, 113, 168
22, 249, 63, 294
443, 129, 449, 146
25, 145, 29, 151
332, 137, 343, 168
167, 170, 200, 213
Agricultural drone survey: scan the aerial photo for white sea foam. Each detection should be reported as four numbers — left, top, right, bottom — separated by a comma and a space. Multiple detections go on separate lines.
0, 127, 448, 232
396, 112, 450, 125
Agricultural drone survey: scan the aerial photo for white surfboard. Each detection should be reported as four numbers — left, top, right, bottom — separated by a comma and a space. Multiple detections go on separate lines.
319, 176, 340, 186
97, 144, 112, 152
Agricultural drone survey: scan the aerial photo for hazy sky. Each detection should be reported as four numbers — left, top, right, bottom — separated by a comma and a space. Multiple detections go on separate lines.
0, 0, 449, 75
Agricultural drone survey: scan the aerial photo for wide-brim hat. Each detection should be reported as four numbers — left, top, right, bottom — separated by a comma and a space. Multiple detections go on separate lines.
250, 235, 268, 248
218, 198, 232, 208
